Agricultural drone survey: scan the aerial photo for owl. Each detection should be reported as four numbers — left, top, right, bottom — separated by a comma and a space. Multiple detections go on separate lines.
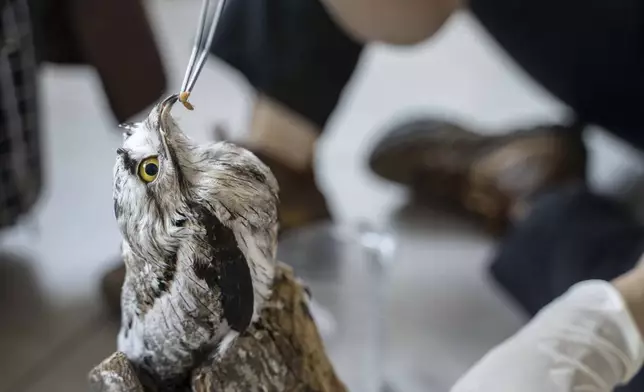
112, 95, 279, 389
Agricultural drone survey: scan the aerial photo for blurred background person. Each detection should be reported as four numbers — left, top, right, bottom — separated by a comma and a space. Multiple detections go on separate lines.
119, 0, 644, 389
0, 0, 633, 390
209, 0, 644, 337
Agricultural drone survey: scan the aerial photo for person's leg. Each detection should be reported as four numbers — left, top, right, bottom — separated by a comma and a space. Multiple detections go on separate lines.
210, 0, 364, 133
210, 0, 462, 130
209, 0, 364, 232
209, 0, 461, 230
491, 184, 644, 315
489, 184, 644, 390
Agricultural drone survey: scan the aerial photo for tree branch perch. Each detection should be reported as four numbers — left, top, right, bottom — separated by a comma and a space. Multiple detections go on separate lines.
89, 264, 346, 392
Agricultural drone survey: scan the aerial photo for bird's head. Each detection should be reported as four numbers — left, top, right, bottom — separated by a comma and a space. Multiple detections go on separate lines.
113, 95, 279, 262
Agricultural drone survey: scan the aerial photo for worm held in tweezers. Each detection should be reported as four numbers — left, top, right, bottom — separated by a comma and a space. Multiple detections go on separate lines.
179, 91, 194, 111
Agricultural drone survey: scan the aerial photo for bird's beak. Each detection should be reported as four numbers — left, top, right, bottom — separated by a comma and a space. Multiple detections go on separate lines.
154, 94, 180, 159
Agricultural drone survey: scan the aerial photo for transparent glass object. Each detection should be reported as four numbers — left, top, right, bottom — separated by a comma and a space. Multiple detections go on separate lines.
277, 222, 396, 392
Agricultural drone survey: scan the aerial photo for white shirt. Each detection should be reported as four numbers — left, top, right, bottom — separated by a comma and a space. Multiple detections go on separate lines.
452, 280, 644, 392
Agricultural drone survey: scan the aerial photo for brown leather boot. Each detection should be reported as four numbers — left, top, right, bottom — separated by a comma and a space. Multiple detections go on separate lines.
369, 118, 588, 234
102, 146, 332, 319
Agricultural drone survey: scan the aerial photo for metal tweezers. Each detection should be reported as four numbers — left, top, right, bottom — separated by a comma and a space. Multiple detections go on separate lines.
178, 0, 228, 111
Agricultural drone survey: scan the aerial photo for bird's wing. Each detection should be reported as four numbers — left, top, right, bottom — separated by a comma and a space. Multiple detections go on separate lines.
192, 203, 254, 333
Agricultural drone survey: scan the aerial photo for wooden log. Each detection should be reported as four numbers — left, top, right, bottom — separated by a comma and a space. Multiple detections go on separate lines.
89, 352, 144, 392
89, 264, 346, 392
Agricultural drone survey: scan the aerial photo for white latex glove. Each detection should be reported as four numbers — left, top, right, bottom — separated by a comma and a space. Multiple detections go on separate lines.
452, 280, 644, 392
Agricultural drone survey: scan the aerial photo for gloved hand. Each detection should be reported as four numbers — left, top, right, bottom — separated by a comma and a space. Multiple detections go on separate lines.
452, 280, 644, 392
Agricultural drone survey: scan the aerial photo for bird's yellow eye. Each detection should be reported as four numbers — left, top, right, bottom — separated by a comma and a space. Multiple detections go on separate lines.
138, 156, 160, 183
